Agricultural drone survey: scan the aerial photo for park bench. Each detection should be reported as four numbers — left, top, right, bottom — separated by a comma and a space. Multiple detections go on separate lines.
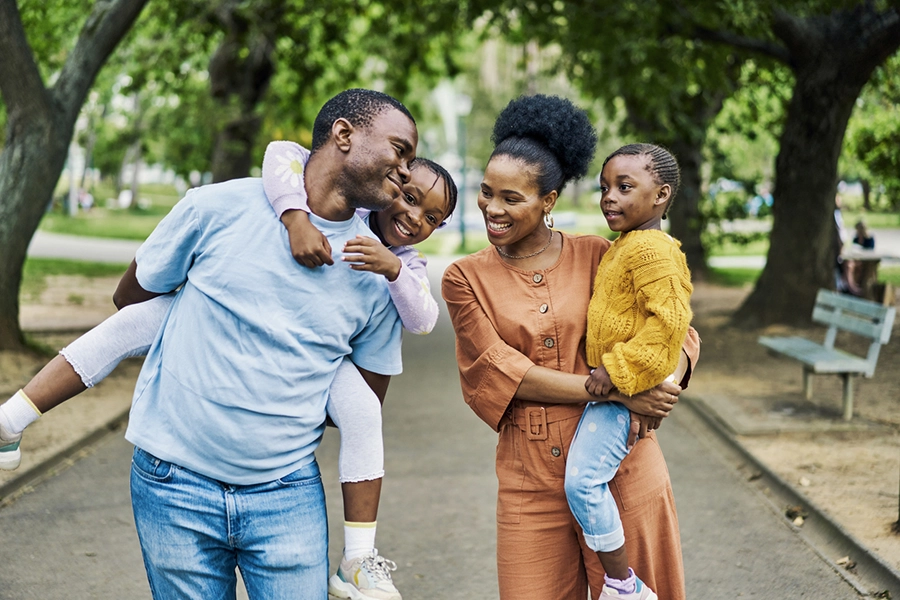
758, 289, 896, 421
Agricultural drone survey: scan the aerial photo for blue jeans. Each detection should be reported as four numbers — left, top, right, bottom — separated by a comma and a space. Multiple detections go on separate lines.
130, 447, 328, 599
564, 401, 631, 552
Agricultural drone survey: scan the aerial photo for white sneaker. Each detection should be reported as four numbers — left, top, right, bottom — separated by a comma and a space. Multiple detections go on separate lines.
328, 550, 402, 600
0, 424, 22, 470
598, 575, 658, 600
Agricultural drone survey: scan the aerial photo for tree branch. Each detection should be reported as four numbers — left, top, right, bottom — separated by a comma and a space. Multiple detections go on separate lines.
667, 0, 790, 64
690, 23, 791, 64
53, 0, 150, 121
0, 0, 50, 117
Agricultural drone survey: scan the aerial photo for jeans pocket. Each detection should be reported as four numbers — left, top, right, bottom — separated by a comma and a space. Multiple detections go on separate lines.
131, 447, 174, 482
276, 463, 321, 488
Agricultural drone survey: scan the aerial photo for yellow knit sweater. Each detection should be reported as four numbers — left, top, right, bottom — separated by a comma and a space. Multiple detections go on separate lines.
585, 229, 693, 396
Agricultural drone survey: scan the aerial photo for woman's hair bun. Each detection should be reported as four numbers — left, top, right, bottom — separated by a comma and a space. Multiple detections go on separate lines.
491, 94, 597, 183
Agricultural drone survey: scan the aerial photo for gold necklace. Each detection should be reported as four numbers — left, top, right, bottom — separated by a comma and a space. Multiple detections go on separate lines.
496, 229, 554, 259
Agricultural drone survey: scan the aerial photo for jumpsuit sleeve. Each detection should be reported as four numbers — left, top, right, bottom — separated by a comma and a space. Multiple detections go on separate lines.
442, 262, 535, 432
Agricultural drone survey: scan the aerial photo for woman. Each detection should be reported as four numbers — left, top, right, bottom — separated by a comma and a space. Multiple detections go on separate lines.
441, 94, 700, 600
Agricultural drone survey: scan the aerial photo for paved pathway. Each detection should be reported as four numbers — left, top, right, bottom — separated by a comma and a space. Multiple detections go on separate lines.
0, 256, 867, 599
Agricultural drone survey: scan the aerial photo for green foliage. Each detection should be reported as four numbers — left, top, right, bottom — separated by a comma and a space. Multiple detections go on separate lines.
843, 54, 900, 209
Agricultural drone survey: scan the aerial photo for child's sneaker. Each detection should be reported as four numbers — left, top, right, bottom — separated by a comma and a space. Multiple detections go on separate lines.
328, 549, 402, 600
0, 426, 22, 471
599, 576, 658, 600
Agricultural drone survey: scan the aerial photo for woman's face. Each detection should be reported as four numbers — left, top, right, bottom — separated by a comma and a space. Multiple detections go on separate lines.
477, 155, 555, 249
373, 165, 449, 247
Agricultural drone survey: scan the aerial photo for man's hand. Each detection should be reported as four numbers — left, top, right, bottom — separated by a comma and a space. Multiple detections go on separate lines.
281, 209, 333, 268
585, 365, 614, 397
343, 236, 402, 281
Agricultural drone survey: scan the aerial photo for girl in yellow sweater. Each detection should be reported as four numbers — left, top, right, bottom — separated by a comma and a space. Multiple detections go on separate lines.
564, 144, 693, 600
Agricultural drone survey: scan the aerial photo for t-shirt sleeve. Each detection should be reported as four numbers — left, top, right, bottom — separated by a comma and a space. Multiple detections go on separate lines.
387, 248, 439, 335
347, 293, 404, 377
261, 141, 311, 217
441, 262, 535, 432
134, 194, 203, 293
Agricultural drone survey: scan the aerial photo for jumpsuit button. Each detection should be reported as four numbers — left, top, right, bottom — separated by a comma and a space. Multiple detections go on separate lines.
544, 338, 554, 348
533, 273, 543, 283
539, 304, 548, 313
551, 447, 561, 457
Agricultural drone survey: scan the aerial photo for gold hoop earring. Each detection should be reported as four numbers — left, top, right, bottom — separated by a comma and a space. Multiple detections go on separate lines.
543, 211, 554, 229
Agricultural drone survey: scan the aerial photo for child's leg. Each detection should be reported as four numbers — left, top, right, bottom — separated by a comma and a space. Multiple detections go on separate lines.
564, 401, 633, 581
326, 359, 402, 600
0, 295, 173, 469
326, 358, 385, 535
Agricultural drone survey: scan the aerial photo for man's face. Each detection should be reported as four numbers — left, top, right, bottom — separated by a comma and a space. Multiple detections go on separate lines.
338, 108, 418, 212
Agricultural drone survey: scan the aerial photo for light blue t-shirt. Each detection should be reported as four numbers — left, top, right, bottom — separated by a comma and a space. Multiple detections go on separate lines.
125, 178, 403, 485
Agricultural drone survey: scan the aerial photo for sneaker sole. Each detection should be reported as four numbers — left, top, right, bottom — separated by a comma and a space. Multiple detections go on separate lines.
0, 448, 21, 470
328, 573, 400, 600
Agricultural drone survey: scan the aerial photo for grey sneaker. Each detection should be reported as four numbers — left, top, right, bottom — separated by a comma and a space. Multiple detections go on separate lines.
328, 550, 401, 600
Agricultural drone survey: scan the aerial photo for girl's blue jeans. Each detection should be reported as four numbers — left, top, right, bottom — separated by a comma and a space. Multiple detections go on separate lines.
130, 446, 328, 599
564, 401, 631, 552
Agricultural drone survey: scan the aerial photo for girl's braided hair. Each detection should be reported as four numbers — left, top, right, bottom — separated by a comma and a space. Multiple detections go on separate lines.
490, 94, 597, 196
602, 143, 681, 218
410, 157, 458, 224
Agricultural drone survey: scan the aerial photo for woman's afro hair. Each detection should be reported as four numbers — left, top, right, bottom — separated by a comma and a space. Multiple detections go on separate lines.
491, 94, 597, 185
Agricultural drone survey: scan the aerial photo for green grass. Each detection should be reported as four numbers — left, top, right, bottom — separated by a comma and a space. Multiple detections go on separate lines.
881, 266, 900, 287
708, 267, 761, 287
40, 182, 181, 240
21, 257, 129, 301
844, 211, 900, 229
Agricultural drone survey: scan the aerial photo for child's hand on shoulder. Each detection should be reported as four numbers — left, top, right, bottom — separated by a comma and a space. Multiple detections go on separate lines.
585, 365, 614, 397
343, 236, 402, 281
282, 209, 333, 268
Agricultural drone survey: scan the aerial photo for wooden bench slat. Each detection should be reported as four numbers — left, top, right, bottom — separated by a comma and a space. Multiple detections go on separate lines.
758, 336, 872, 375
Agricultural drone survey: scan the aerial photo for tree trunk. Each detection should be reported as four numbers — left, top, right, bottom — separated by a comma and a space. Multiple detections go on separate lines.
0, 0, 148, 350
207, 5, 276, 183
733, 5, 900, 327
861, 178, 872, 211
668, 138, 709, 281
0, 118, 70, 349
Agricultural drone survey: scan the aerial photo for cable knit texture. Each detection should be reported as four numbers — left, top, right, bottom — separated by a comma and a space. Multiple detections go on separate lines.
585, 229, 693, 396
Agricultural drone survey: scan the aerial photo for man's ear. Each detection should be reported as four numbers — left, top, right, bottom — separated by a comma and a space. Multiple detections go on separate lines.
655, 183, 671, 207
332, 118, 354, 153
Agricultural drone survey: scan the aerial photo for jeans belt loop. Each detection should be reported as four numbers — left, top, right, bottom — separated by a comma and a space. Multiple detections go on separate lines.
526, 406, 549, 441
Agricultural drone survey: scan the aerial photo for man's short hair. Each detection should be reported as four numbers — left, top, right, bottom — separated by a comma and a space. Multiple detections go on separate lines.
311, 89, 415, 152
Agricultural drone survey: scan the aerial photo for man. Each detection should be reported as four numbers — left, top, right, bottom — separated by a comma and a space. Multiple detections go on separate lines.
114, 89, 418, 599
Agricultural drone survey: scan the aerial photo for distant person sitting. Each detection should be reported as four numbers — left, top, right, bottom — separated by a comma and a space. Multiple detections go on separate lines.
853, 220, 875, 250
844, 220, 876, 297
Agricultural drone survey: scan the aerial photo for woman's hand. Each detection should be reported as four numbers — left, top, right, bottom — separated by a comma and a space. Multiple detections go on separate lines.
585, 366, 614, 397
343, 236, 403, 281
617, 379, 680, 419
282, 209, 334, 268
626, 413, 664, 449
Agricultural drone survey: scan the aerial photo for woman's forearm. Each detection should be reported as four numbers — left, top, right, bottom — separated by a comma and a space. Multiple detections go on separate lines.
516, 364, 681, 418
515, 366, 595, 404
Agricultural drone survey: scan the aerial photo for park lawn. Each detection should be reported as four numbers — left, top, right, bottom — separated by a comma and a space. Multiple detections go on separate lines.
21, 257, 130, 302
40, 182, 182, 241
